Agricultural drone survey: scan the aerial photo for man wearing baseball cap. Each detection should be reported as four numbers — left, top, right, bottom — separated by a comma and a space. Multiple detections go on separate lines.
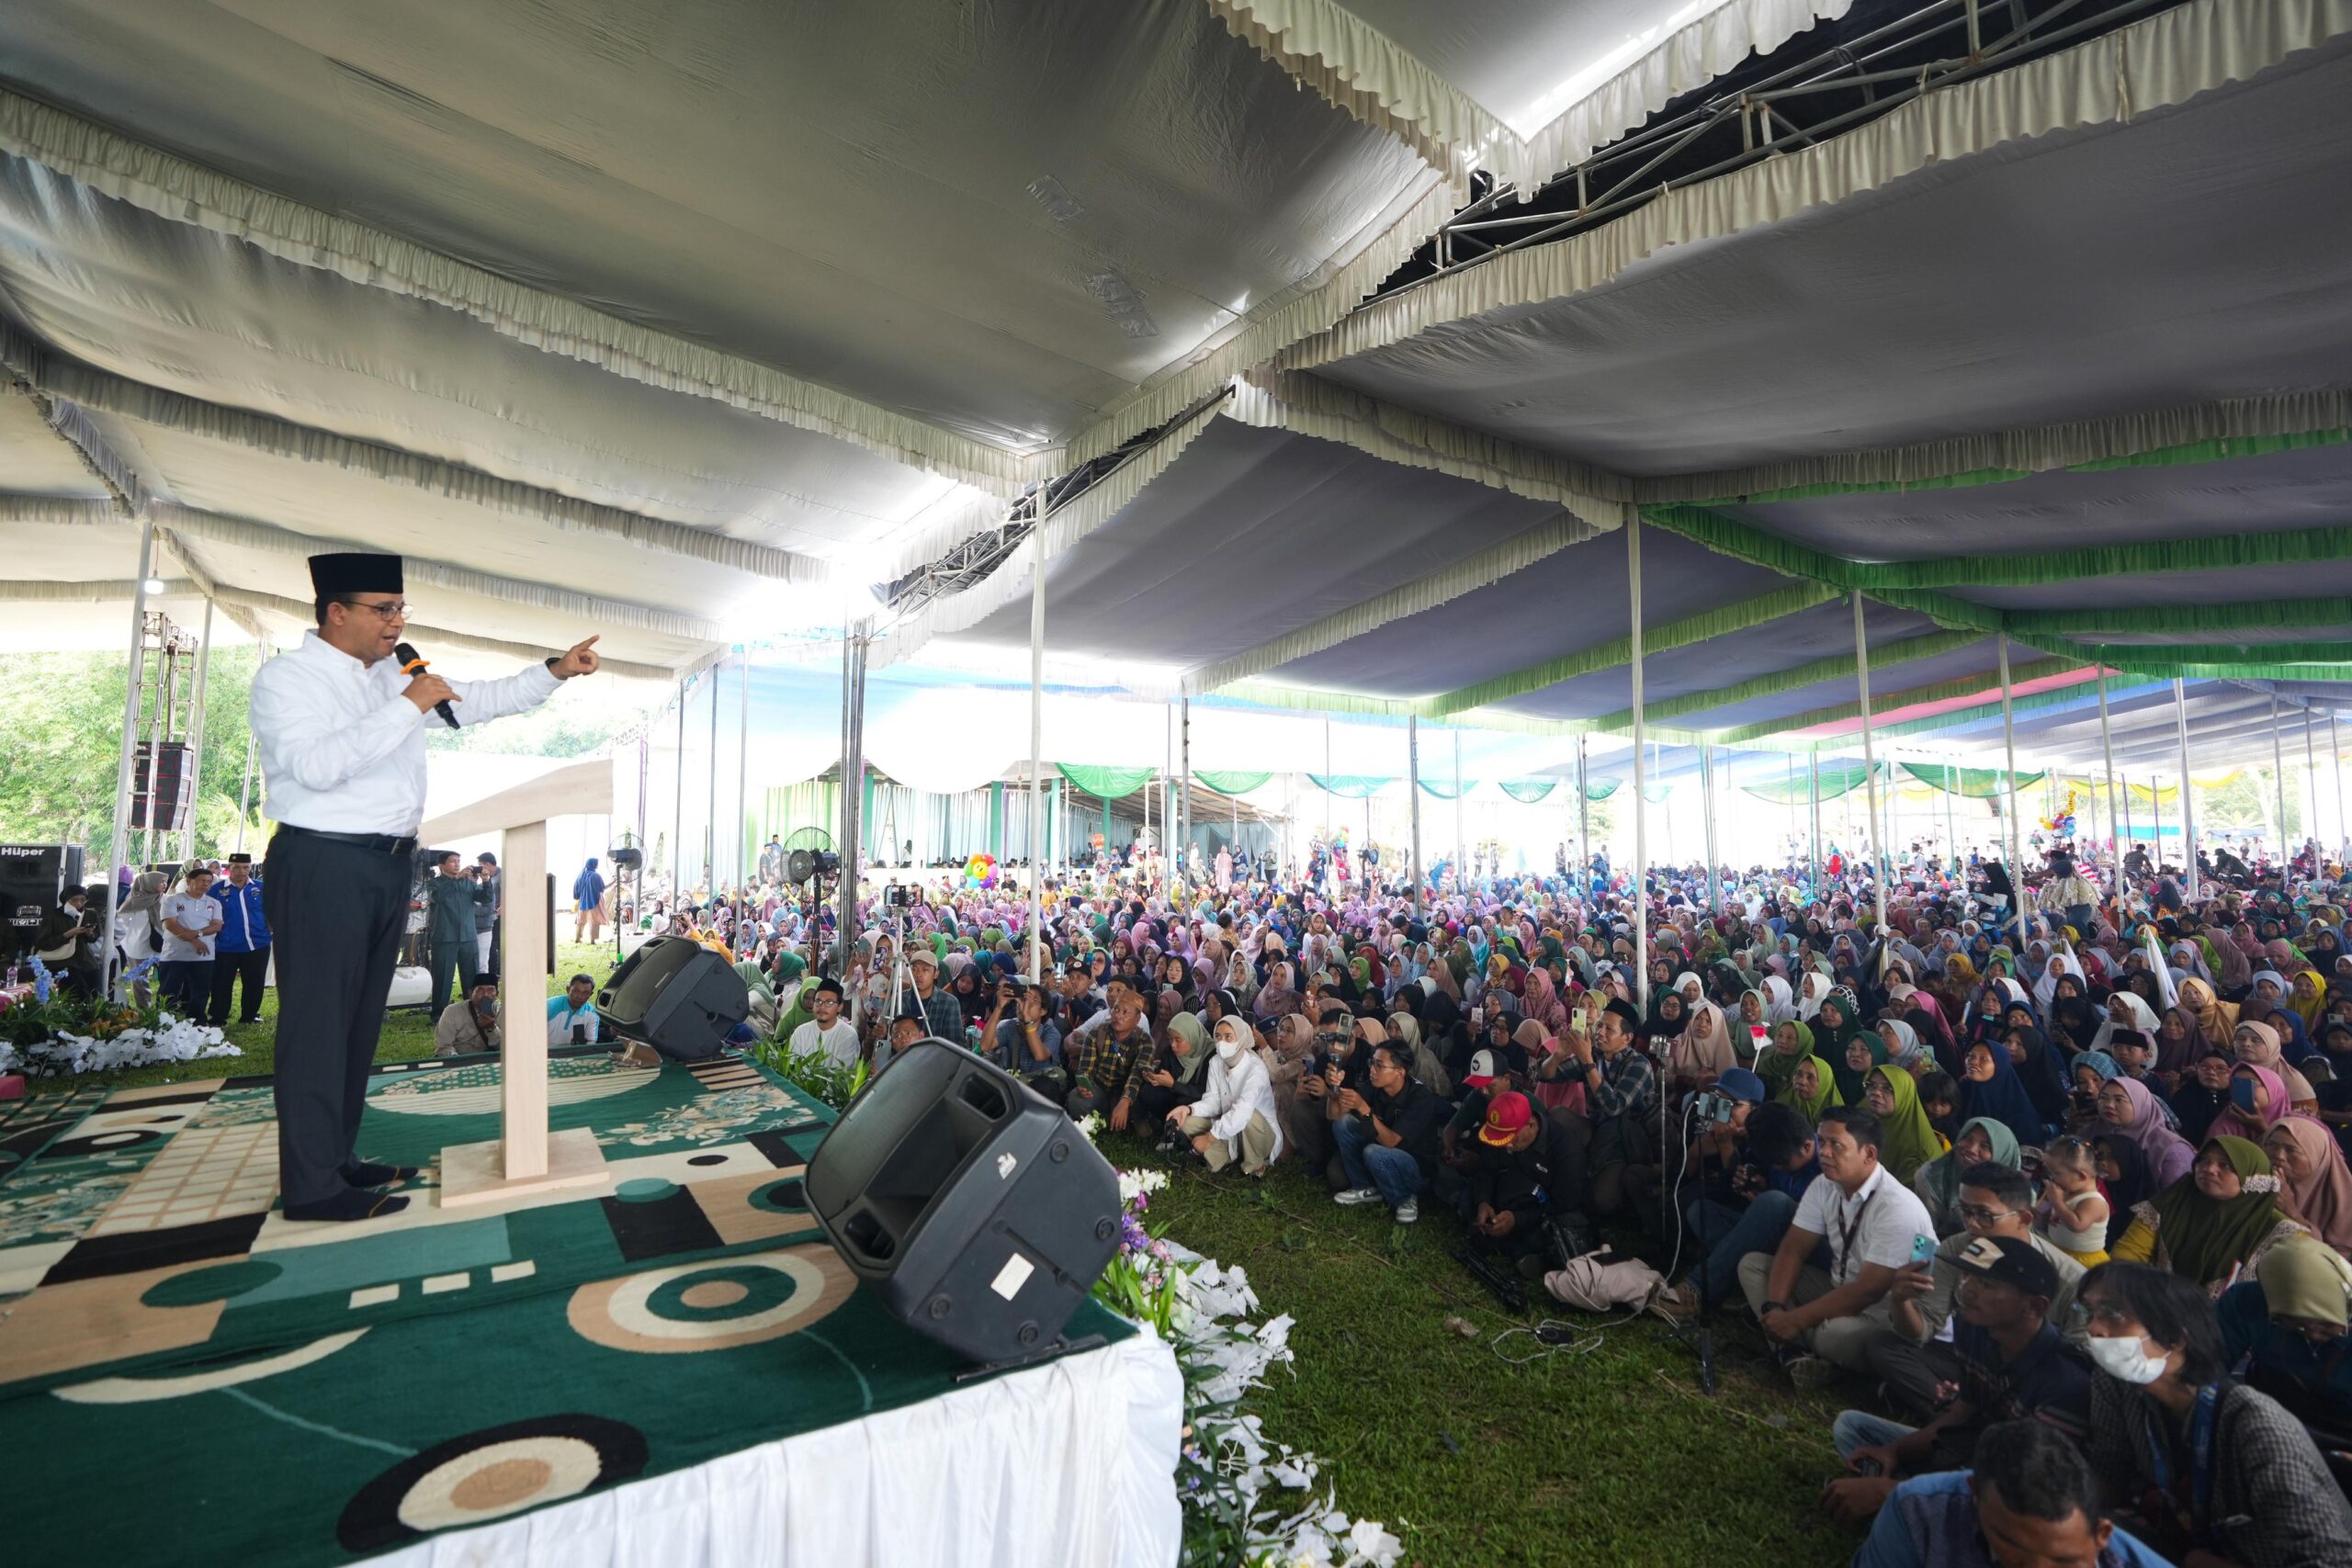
1463, 1089, 1590, 1278
1821, 1234, 2092, 1526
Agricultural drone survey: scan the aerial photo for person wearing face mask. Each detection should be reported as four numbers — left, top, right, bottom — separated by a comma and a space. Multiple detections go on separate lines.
2079, 1261, 2352, 1568
1170, 1016, 1282, 1176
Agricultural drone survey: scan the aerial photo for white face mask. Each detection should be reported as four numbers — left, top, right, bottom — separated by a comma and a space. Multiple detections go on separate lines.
2086, 1333, 2170, 1385
1215, 1034, 1243, 1062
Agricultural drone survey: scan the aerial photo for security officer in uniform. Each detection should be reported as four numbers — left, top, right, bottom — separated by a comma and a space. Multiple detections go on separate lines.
250, 553, 600, 1221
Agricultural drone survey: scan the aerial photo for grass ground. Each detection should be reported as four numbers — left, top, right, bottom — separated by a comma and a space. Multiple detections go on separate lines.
27, 953, 1867, 1565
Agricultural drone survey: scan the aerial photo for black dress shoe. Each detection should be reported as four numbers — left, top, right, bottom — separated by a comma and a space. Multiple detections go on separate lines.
343, 1161, 421, 1188
285, 1189, 410, 1223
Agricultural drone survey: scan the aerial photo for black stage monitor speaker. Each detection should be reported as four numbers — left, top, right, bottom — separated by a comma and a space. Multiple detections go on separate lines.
1, 844, 85, 945
805, 1041, 1122, 1366
595, 936, 747, 1062
130, 741, 194, 832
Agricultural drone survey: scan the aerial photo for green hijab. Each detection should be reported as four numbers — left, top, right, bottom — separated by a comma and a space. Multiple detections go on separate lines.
1779, 1052, 1844, 1122
1918, 1115, 2023, 1214
773, 950, 807, 986
1167, 1011, 1213, 1086
1869, 1065, 1945, 1187
2147, 1136, 2290, 1287
775, 978, 820, 1041
1756, 1020, 1815, 1095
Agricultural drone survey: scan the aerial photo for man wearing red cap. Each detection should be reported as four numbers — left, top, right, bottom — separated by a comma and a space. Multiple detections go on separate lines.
1462, 1089, 1589, 1277
249, 552, 601, 1222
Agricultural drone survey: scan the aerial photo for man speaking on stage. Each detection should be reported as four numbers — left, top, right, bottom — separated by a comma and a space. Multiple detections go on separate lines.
250, 552, 601, 1222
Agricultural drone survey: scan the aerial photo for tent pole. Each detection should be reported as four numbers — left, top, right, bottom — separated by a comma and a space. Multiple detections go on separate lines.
2303, 704, 2320, 868
232, 637, 263, 859
1453, 728, 1464, 892
1701, 744, 1720, 916
1629, 515, 1648, 1009
1996, 636, 2024, 955
1577, 735, 1590, 905
180, 597, 214, 863
673, 675, 687, 903
2096, 665, 2120, 904
2334, 712, 2346, 859
2270, 690, 2289, 867
103, 518, 156, 996
1408, 716, 1424, 916
631, 731, 646, 963
1027, 539, 1046, 980
2175, 679, 2199, 898
737, 656, 749, 886
1179, 697, 1192, 889
836, 627, 866, 986
1944, 775, 1955, 876
707, 653, 721, 892
1808, 748, 1821, 901
1852, 594, 1889, 961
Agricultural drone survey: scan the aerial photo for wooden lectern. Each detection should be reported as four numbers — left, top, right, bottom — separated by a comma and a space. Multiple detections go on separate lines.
416, 759, 616, 1209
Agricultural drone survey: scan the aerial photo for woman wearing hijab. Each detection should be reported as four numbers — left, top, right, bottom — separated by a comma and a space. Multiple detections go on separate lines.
1755, 1019, 1815, 1100
1666, 1000, 1737, 1095
2110, 1134, 2310, 1295
2090, 1133, 2156, 1252
2264, 1116, 2352, 1258
1913, 1116, 2022, 1236
2001, 1010, 2074, 1129
1960, 1036, 2048, 1152
2231, 1019, 2319, 1112
1251, 960, 1302, 1023
2090, 1075, 2198, 1189
1520, 965, 1569, 1036
1761, 974, 1798, 1025
2176, 975, 2238, 1057
1861, 1062, 1947, 1185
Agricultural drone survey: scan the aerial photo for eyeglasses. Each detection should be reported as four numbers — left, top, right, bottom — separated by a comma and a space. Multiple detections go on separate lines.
1957, 1204, 2017, 1225
339, 599, 411, 619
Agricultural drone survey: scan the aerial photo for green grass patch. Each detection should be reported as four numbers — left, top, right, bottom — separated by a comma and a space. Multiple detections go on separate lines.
1132, 1142, 1860, 1567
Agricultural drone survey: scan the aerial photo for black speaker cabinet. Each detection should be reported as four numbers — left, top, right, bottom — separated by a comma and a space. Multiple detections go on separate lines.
805, 1041, 1123, 1365
1, 843, 85, 944
130, 741, 193, 831
594, 936, 746, 1061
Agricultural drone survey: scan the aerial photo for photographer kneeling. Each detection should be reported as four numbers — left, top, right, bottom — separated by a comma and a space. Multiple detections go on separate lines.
1331, 1039, 1448, 1224
1464, 1089, 1591, 1278
1282, 1005, 1373, 1189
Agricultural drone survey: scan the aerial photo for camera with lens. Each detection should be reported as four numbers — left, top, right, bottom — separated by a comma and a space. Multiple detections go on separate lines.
1694, 1089, 1738, 1126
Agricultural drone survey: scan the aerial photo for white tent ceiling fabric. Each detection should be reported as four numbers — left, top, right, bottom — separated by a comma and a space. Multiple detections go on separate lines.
1284, 0, 2352, 421
0, 0, 1453, 474
0, 0, 2342, 780
1210, 0, 1852, 195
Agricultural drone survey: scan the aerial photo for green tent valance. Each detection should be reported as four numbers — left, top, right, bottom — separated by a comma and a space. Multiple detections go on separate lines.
1740, 760, 1879, 806
1583, 780, 1671, 802
1193, 770, 1273, 796
1419, 777, 1480, 800
1056, 763, 1153, 798
1307, 773, 1390, 798
1900, 763, 2049, 797
1499, 780, 1557, 803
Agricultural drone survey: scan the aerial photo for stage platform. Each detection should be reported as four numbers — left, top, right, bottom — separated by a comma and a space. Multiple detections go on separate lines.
0, 1049, 1182, 1566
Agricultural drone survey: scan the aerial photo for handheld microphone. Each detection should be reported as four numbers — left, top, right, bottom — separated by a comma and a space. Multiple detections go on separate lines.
394, 642, 460, 729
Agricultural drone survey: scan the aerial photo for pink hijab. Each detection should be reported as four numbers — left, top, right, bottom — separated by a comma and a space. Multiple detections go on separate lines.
2093, 1077, 2197, 1188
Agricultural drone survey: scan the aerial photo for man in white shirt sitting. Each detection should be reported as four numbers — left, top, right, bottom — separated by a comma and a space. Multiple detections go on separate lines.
547, 973, 608, 1047
1739, 1105, 1939, 1389
158, 866, 225, 1020
249, 551, 599, 1222
786, 977, 859, 1069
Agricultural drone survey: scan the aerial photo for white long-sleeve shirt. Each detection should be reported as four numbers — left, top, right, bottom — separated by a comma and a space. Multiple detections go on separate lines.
1191, 1049, 1283, 1156
250, 632, 561, 834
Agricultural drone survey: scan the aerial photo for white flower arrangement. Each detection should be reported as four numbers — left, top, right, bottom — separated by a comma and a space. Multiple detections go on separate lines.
0, 1010, 240, 1078
1077, 1115, 1400, 1568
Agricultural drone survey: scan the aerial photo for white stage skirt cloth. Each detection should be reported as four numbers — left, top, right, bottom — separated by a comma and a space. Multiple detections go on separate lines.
368, 1328, 1183, 1568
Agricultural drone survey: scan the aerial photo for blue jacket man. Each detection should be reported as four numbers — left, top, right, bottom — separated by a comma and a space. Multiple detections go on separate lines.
207, 852, 272, 1026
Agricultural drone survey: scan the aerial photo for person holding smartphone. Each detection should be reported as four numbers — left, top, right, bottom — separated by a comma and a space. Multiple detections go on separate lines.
546, 972, 607, 1046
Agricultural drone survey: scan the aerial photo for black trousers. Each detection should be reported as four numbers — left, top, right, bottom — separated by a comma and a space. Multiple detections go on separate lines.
264, 832, 410, 1207
208, 947, 270, 1024
427, 937, 480, 1022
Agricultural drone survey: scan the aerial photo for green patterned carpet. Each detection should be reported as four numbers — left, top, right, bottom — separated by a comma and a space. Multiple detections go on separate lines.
0, 1050, 1130, 1563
